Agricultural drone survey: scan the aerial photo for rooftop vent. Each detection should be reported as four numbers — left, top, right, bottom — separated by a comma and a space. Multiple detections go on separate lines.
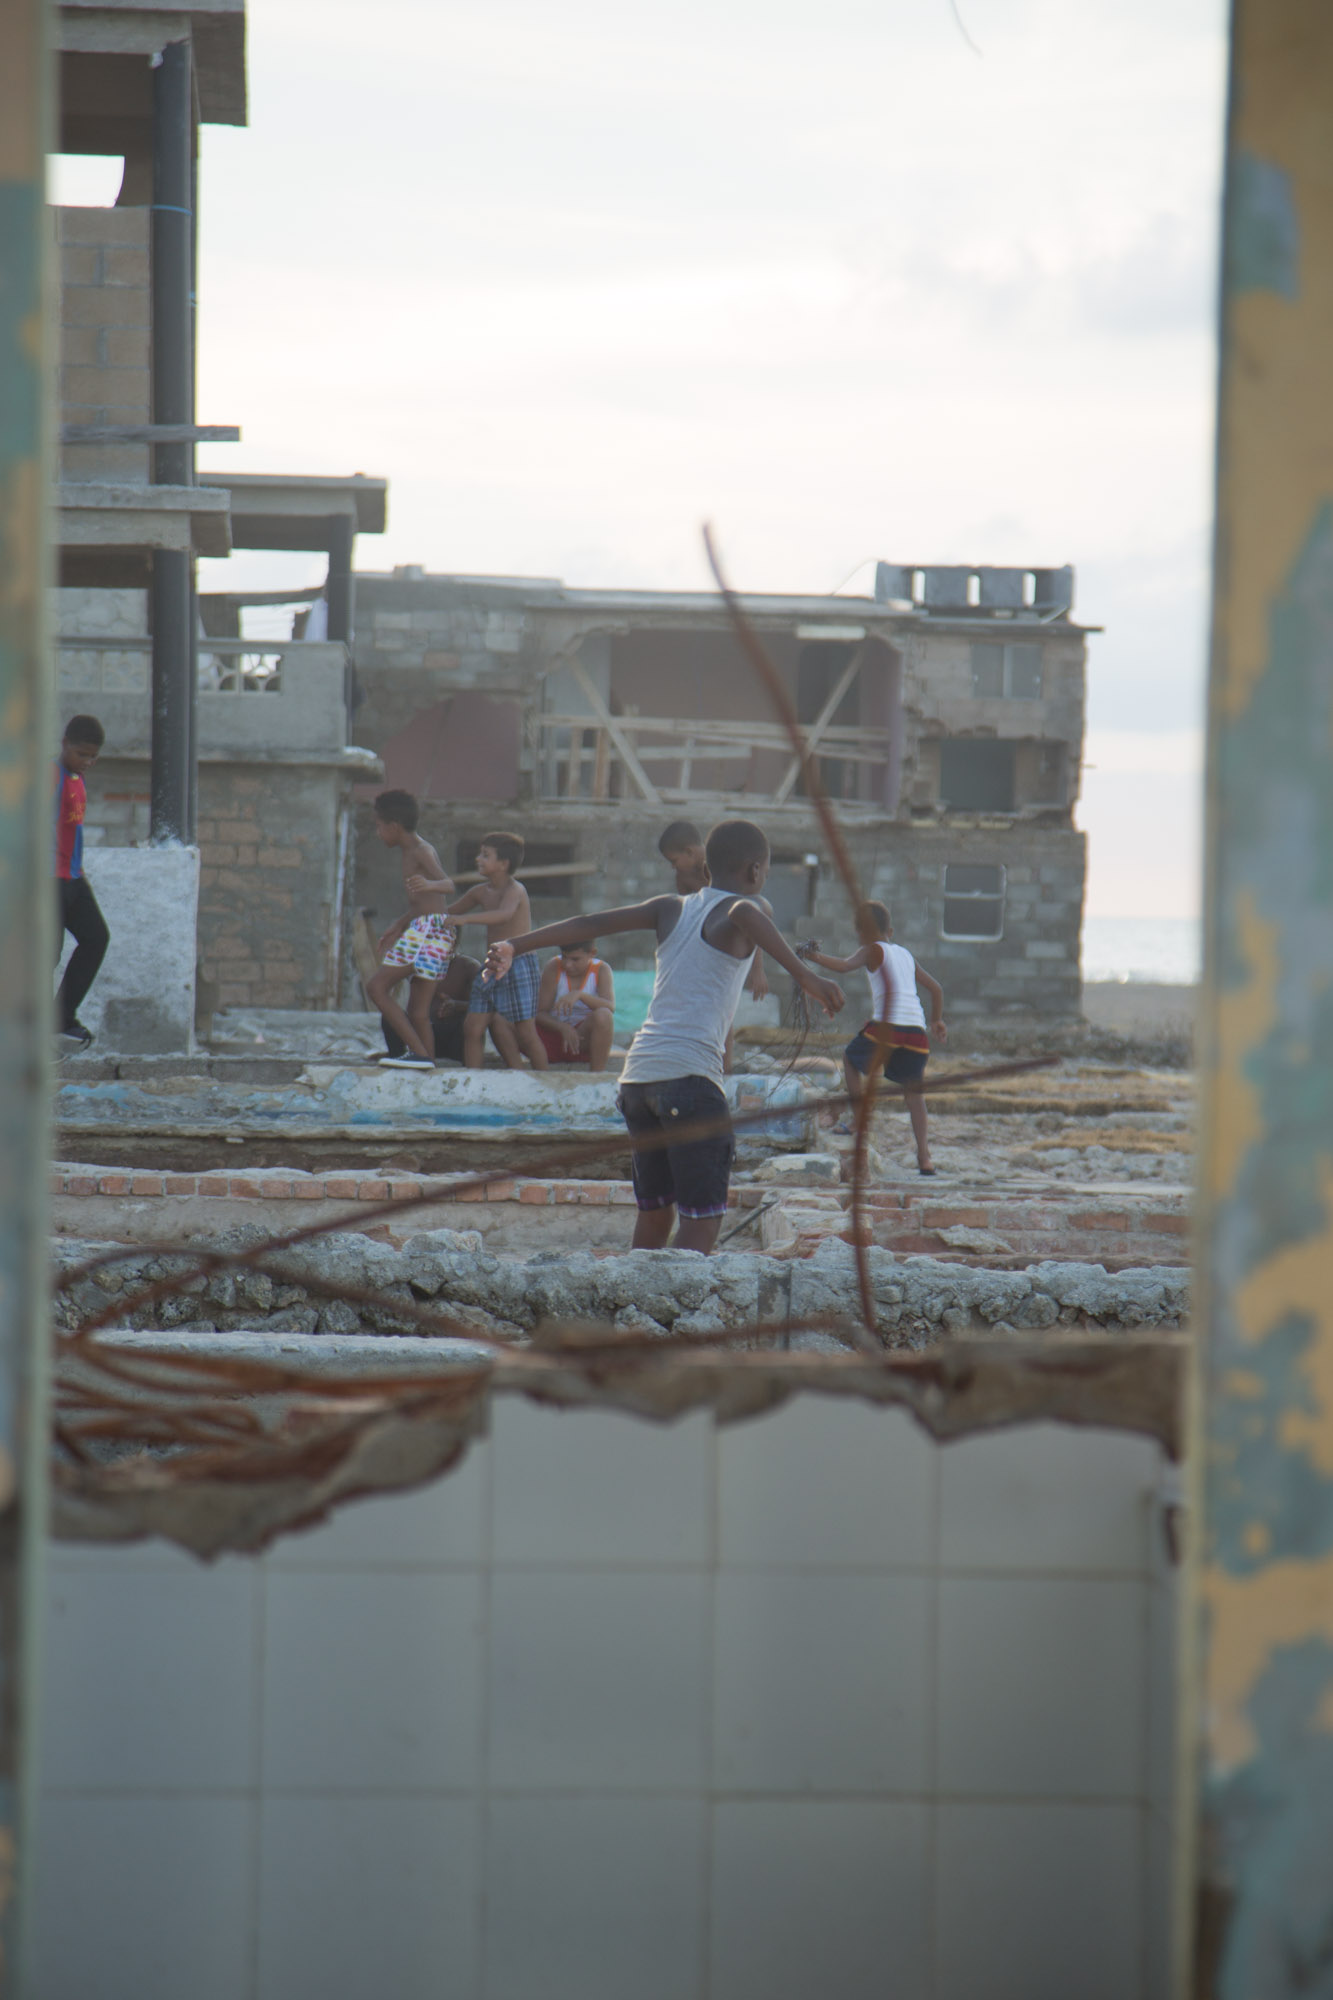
873, 563, 1074, 620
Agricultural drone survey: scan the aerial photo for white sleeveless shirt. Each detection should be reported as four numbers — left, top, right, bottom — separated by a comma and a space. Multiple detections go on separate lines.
621, 888, 755, 1087
866, 940, 927, 1030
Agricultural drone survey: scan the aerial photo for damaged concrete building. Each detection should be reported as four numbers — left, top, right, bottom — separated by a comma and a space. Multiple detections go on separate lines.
51, 0, 387, 1044
351, 560, 1091, 1014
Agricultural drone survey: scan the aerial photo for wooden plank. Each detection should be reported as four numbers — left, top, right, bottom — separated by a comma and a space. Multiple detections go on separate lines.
567, 657, 662, 804
538, 712, 887, 750
773, 647, 867, 804
592, 728, 609, 800
61, 423, 241, 444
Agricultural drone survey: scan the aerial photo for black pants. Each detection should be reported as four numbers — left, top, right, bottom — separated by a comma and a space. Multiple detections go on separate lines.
382, 1009, 467, 1063
56, 877, 109, 1030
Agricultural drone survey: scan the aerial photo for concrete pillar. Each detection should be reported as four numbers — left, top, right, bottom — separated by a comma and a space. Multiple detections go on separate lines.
1193, 4, 1333, 1992
149, 38, 193, 844
0, 0, 55, 1978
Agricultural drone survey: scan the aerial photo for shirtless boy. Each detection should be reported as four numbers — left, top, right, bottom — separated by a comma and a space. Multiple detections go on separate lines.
485, 819, 844, 1253
658, 818, 769, 1069
366, 790, 457, 1069
424, 831, 547, 1071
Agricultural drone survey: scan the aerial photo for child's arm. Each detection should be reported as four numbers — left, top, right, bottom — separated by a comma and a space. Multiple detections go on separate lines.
405, 869, 456, 898
445, 883, 524, 928
917, 965, 948, 1040
534, 960, 579, 1049
587, 962, 616, 1012
726, 903, 845, 1017
796, 940, 875, 975
484, 898, 677, 979
745, 955, 769, 1001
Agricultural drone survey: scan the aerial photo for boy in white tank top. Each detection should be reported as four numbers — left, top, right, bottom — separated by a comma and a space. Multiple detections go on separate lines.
534, 942, 616, 1070
484, 819, 844, 1253
800, 899, 946, 1174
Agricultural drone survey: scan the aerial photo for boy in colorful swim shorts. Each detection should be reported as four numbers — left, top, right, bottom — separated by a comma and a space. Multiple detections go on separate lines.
366, 790, 457, 1069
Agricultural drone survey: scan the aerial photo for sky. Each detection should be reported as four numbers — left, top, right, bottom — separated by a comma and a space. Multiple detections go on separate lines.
61, 0, 1229, 920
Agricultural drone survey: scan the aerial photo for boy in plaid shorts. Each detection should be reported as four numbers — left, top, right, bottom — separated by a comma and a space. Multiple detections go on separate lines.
424, 831, 548, 1070
367, 790, 457, 1069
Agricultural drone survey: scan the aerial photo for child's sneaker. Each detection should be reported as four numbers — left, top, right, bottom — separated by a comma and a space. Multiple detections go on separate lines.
382, 1054, 434, 1070
57, 1020, 94, 1052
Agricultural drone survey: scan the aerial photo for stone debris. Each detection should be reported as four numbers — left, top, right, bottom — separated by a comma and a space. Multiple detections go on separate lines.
53, 1226, 1190, 1348
753, 1152, 842, 1185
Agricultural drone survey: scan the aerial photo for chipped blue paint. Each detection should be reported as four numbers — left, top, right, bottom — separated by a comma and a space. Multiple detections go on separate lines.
1230, 150, 1301, 298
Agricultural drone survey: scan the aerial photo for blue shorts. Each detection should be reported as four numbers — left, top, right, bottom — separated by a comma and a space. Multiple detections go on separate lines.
617, 1075, 734, 1219
844, 1032, 928, 1085
469, 953, 541, 1023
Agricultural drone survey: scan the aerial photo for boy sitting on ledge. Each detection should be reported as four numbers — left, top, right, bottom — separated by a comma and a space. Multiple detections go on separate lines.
534, 942, 615, 1071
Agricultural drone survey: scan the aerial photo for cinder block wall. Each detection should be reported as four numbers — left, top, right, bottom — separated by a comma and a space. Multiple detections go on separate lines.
353, 800, 1083, 1014
34, 1400, 1178, 2000
55, 205, 152, 485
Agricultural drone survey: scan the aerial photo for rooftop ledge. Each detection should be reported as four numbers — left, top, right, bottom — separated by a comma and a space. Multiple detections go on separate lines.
58, 481, 232, 558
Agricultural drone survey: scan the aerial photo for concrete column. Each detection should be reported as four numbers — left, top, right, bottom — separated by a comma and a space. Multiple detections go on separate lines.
1193, 4, 1333, 1993
326, 513, 355, 644
0, 0, 55, 1978
149, 37, 193, 843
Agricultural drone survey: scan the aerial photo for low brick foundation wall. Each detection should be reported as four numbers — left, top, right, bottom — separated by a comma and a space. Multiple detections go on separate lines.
50, 1164, 1189, 1268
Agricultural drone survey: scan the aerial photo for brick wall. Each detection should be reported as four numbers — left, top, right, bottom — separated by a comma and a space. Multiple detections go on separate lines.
55, 205, 152, 485
197, 767, 346, 1010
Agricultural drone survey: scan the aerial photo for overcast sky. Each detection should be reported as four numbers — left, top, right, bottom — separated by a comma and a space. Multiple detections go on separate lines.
186, 0, 1227, 919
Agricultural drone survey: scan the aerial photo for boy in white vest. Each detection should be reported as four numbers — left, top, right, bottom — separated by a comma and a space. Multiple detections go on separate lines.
799, 899, 946, 1173
484, 819, 844, 1253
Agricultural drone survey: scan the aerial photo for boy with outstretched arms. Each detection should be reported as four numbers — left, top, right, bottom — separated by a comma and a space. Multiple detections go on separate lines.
658, 817, 768, 1071
366, 790, 457, 1068
798, 900, 946, 1174
54, 714, 109, 1050
425, 831, 547, 1071
534, 942, 615, 1070
485, 818, 844, 1253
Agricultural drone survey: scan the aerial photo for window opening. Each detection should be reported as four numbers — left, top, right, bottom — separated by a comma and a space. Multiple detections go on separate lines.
971, 642, 1043, 700
942, 863, 1006, 940
939, 738, 1016, 812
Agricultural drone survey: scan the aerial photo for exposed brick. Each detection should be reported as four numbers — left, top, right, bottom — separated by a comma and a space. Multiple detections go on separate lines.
62, 1173, 100, 1197
58, 245, 99, 285
1068, 1210, 1131, 1232
163, 1175, 197, 1196
551, 1181, 583, 1203
204, 844, 238, 867
920, 1207, 993, 1230
321, 1176, 361, 1200
101, 246, 150, 286
97, 1172, 131, 1194
518, 1183, 551, 1205
257, 846, 302, 868
386, 1179, 423, 1201
1143, 1213, 1189, 1235
226, 1176, 270, 1199
129, 1174, 164, 1196
101, 325, 149, 367
292, 1180, 326, 1200
357, 1179, 392, 1200
195, 1175, 231, 1196
609, 1185, 638, 1205
477, 1179, 517, 1202
451, 1184, 487, 1202
217, 984, 253, 1006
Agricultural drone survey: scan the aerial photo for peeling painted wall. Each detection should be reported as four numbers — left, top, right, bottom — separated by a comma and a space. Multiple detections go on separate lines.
1195, 5, 1333, 1992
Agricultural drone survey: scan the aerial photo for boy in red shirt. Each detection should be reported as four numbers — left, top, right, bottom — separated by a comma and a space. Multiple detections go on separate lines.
54, 715, 109, 1050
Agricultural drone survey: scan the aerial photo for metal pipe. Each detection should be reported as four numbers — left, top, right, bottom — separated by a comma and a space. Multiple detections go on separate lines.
149, 37, 193, 843
0, 0, 55, 1978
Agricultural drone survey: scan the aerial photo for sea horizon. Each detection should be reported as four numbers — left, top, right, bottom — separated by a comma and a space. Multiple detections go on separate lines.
1082, 913, 1200, 986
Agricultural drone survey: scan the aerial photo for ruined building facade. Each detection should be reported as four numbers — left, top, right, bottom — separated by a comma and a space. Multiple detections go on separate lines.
350, 563, 1091, 1015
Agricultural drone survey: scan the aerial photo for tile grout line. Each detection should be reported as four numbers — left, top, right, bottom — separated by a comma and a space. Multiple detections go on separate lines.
925, 1435, 943, 2000
249, 1555, 267, 2000
475, 1403, 496, 2000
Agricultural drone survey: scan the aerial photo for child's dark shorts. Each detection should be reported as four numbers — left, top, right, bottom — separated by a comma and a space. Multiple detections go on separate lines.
844, 1025, 929, 1086
617, 1075, 733, 1219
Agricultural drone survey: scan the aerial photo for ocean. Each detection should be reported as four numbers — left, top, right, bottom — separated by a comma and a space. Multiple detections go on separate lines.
1081, 915, 1201, 986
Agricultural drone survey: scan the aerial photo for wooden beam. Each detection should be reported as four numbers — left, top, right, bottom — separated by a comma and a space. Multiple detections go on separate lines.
567, 656, 661, 804
773, 647, 867, 805
538, 712, 887, 750
61, 423, 241, 445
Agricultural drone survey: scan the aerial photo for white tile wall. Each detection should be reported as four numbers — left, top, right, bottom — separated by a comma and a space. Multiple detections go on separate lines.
256, 1797, 478, 2000
935, 1802, 1143, 2000
710, 1800, 930, 2000
937, 1577, 1146, 1798
486, 1797, 705, 2000
714, 1571, 931, 1792
35, 1392, 1177, 1999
